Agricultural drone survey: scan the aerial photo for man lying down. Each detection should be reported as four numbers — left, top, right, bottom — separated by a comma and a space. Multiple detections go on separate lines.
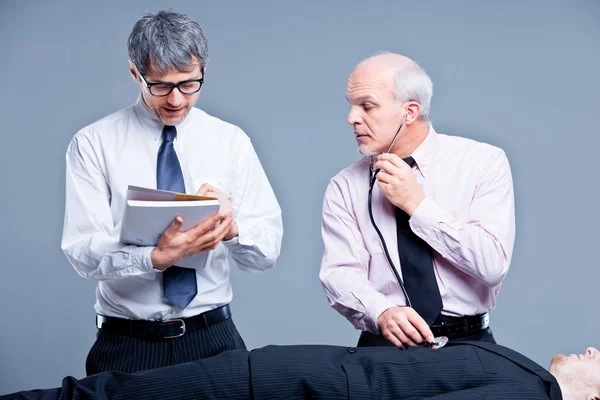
3, 341, 598, 399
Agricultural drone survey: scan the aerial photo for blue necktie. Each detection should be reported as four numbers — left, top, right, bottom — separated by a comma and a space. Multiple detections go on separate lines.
157, 125, 198, 310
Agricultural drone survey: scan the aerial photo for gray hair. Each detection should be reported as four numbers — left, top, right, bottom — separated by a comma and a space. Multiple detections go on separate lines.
392, 64, 433, 120
372, 51, 433, 120
127, 9, 208, 76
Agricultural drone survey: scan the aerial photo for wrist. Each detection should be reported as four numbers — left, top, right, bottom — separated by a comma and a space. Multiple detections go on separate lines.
405, 194, 425, 217
223, 221, 239, 241
377, 306, 396, 325
150, 247, 171, 270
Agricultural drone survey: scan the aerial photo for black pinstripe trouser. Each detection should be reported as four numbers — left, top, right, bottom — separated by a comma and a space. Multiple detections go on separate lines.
85, 318, 246, 376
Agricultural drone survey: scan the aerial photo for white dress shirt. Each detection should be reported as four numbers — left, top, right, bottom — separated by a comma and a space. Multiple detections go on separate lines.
62, 97, 283, 321
320, 127, 515, 334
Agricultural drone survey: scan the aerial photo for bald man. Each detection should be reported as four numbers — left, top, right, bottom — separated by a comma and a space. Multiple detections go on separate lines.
319, 53, 515, 348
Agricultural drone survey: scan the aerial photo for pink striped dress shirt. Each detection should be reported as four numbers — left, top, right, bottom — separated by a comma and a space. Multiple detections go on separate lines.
320, 127, 515, 334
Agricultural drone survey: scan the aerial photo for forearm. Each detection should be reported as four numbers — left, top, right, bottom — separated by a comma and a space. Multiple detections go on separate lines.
62, 134, 157, 281
320, 267, 395, 334
410, 197, 514, 287
320, 178, 396, 333
62, 233, 155, 280
223, 215, 282, 272
225, 135, 283, 272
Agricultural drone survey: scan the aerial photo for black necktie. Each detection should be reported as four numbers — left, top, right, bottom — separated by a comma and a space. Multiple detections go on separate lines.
157, 125, 198, 310
395, 156, 443, 326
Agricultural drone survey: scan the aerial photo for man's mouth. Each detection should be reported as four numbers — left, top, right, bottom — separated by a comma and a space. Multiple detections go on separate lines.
164, 107, 184, 114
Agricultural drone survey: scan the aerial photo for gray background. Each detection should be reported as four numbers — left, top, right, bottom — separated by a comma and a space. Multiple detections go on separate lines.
1, 0, 598, 394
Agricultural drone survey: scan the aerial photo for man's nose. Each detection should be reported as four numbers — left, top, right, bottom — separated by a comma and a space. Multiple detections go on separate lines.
348, 107, 363, 126
586, 347, 598, 359
167, 87, 184, 106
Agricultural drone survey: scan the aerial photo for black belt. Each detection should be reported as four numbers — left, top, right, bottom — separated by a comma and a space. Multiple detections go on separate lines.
96, 304, 231, 339
430, 313, 489, 337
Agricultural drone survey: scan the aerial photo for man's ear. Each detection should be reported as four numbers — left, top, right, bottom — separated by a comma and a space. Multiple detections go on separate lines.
129, 62, 140, 83
404, 101, 422, 125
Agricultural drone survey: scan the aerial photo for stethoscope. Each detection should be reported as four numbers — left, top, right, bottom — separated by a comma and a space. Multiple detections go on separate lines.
367, 112, 448, 350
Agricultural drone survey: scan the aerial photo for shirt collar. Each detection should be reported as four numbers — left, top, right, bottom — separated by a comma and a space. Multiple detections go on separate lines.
133, 95, 193, 143
411, 124, 438, 178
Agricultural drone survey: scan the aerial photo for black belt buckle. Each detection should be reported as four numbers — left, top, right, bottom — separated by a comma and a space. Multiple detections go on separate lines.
163, 318, 186, 338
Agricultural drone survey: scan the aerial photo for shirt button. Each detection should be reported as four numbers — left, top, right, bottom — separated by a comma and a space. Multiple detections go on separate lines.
347, 347, 357, 354
399, 345, 408, 351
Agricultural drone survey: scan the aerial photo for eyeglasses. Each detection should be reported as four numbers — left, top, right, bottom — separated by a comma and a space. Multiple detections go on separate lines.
139, 72, 205, 97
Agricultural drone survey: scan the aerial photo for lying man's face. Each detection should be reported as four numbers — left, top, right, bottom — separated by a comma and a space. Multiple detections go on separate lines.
550, 347, 600, 395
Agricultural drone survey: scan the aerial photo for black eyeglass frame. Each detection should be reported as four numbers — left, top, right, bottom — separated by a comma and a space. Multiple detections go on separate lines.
139, 70, 205, 97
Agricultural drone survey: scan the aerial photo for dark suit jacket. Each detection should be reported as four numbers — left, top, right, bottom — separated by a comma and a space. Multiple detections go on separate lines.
4, 341, 562, 400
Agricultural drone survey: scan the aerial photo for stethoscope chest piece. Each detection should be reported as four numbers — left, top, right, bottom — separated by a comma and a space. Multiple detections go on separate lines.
429, 336, 448, 350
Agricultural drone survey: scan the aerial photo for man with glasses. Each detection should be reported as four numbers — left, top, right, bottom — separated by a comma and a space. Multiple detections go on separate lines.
61, 10, 282, 375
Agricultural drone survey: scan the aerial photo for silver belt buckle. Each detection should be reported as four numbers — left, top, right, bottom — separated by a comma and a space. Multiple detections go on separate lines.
481, 313, 490, 329
96, 315, 107, 329
163, 318, 186, 338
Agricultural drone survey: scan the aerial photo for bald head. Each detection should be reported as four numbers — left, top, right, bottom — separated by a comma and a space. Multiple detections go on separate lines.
347, 52, 433, 120
346, 53, 433, 157
354, 53, 419, 78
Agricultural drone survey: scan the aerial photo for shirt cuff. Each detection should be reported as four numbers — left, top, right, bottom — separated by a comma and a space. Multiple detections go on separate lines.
222, 220, 253, 249
139, 246, 162, 273
366, 296, 398, 334
409, 197, 445, 239
222, 236, 240, 248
